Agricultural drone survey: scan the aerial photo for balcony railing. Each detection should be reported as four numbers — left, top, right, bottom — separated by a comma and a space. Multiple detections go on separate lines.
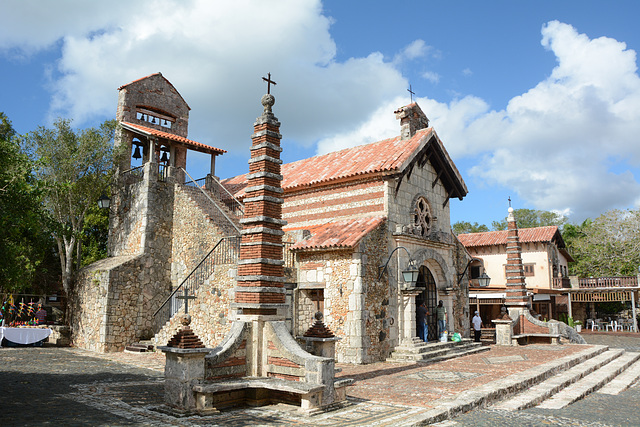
578, 276, 638, 288
553, 275, 638, 289
552, 277, 571, 289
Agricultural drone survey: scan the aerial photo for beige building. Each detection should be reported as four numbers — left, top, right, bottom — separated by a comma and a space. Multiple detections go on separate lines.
458, 226, 574, 323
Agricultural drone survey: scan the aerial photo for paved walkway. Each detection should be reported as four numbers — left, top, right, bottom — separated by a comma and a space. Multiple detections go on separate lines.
1, 333, 638, 426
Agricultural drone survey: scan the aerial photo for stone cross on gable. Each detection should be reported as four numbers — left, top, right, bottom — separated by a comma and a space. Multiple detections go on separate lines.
262, 72, 277, 94
176, 287, 196, 314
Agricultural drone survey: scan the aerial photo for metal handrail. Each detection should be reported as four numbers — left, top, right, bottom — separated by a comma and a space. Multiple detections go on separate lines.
181, 168, 241, 235
152, 236, 240, 332
208, 175, 244, 216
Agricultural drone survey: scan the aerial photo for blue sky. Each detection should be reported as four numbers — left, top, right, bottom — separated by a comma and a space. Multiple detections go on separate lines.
1, 0, 640, 227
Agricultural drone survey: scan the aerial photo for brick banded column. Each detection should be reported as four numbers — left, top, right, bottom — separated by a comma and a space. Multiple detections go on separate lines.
234, 93, 287, 317
504, 207, 528, 307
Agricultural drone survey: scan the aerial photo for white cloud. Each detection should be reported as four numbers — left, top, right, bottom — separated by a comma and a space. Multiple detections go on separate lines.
317, 21, 640, 221
2, 6, 639, 221
394, 39, 430, 63
0, 0, 406, 152
464, 21, 640, 220
422, 71, 440, 84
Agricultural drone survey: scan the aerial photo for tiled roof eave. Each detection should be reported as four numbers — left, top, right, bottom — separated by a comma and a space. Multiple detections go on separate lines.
120, 121, 226, 155
283, 170, 393, 193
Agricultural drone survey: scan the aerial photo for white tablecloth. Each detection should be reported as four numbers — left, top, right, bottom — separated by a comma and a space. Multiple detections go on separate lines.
0, 327, 51, 345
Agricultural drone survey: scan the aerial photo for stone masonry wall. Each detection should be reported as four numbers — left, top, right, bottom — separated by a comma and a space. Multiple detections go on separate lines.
293, 222, 389, 364
360, 223, 393, 363
155, 262, 236, 348
108, 173, 146, 257
70, 253, 171, 352
386, 156, 451, 238
171, 185, 228, 286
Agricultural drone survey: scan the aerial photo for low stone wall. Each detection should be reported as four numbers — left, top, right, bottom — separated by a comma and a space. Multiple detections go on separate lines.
70, 254, 171, 352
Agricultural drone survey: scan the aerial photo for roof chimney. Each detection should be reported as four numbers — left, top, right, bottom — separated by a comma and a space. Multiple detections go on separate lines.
394, 103, 429, 140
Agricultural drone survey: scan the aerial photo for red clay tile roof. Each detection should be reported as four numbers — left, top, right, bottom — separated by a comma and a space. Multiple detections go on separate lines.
289, 216, 386, 251
458, 226, 563, 247
223, 127, 466, 198
120, 122, 226, 155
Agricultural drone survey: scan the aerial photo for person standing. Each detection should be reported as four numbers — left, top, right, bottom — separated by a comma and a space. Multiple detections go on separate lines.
416, 301, 430, 342
35, 305, 47, 325
472, 310, 483, 342
436, 300, 446, 339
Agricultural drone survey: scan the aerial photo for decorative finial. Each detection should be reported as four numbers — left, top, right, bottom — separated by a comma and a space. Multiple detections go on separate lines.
407, 84, 415, 103
508, 196, 512, 208
179, 313, 191, 326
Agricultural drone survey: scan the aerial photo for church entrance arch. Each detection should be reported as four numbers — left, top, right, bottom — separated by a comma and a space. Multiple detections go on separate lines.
415, 266, 438, 342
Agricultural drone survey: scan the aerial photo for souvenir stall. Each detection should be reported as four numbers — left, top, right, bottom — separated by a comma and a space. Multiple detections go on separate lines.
0, 298, 52, 347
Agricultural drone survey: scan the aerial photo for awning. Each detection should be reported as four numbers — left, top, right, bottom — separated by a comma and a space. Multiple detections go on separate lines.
470, 293, 505, 299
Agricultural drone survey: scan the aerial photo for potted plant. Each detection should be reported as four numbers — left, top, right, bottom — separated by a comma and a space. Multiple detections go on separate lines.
574, 320, 582, 332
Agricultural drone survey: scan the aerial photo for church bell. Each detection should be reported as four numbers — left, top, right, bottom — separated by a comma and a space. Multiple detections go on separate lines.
132, 144, 142, 160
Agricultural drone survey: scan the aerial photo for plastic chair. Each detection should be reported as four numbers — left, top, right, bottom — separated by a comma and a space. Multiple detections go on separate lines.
613, 321, 623, 332
586, 319, 595, 330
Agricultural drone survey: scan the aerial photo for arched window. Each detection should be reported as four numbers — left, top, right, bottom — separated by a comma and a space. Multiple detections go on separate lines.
413, 196, 432, 237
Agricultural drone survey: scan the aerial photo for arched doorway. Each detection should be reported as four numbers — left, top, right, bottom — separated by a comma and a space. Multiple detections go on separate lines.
415, 266, 438, 342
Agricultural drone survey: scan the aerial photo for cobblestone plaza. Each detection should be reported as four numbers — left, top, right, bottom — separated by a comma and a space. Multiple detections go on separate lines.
1, 333, 638, 426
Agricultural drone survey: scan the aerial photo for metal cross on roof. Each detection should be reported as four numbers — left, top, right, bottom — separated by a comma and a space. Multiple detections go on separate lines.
176, 287, 196, 314
262, 72, 277, 94
407, 84, 416, 103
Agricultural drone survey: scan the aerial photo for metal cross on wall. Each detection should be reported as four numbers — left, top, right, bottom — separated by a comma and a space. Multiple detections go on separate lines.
176, 287, 196, 314
262, 72, 277, 94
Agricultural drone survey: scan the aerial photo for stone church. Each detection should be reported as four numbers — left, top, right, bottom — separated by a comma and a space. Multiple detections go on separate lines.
71, 73, 472, 364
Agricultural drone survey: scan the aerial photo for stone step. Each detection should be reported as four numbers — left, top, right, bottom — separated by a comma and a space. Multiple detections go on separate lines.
124, 341, 155, 353
391, 338, 478, 355
493, 348, 625, 411
407, 345, 608, 424
388, 340, 487, 363
597, 355, 640, 395
537, 350, 640, 409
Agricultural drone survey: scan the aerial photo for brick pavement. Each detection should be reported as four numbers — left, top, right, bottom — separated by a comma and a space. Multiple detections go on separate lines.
1, 334, 638, 426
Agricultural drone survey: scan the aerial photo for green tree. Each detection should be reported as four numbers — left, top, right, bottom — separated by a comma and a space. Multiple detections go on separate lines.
79, 204, 109, 268
452, 221, 489, 235
566, 209, 640, 278
492, 208, 567, 231
22, 118, 119, 296
0, 113, 51, 293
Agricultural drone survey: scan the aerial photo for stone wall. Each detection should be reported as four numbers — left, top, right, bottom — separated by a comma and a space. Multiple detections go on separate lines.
73, 171, 236, 352
155, 262, 237, 348
171, 185, 228, 285
70, 253, 171, 352
293, 222, 389, 364
360, 223, 394, 362
386, 157, 450, 236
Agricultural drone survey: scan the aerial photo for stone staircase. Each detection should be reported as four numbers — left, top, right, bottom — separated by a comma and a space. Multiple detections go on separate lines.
387, 337, 489, 363
492, 346, 640, 411
180, 184, 242, 236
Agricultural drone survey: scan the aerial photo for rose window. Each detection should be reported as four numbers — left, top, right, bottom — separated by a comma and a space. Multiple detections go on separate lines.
413, 197, 432, 237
